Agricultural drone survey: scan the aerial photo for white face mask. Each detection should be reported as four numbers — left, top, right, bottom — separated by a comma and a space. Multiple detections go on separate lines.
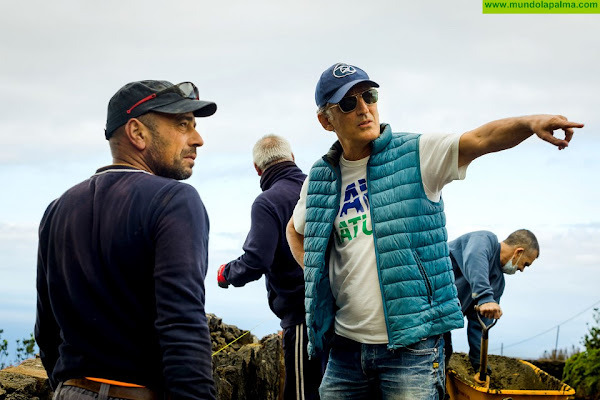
502, 252, 523, 275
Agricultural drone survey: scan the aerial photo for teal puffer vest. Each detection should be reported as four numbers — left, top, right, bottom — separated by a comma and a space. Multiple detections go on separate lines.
303, 124, 464, 357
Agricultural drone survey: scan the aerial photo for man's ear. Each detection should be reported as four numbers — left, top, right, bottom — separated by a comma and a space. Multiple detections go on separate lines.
124, 118, 150, 151
317, 112, 335, 132
514, 247, 525, 258
254, 163, 263, 176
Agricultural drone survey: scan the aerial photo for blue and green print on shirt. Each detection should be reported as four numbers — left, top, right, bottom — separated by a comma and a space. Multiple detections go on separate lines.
336, 179, 372, 244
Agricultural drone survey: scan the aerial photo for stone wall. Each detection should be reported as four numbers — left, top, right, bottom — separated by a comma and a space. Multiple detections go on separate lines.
0, 359, 52, 400
209, 314, 284, 400
0, 314, 284, 400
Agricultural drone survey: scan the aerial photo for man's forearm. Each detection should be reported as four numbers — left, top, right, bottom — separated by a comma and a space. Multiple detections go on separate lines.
286, 217, 305, 269
459, 116, 533, 166
458, 114, 582, 167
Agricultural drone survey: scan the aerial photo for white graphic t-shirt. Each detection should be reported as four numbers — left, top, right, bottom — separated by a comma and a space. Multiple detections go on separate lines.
293, 132, 468, 343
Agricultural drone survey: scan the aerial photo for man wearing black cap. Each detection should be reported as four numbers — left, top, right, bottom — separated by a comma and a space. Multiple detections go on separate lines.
35, 80, 217, 400
286, 63, 583, 399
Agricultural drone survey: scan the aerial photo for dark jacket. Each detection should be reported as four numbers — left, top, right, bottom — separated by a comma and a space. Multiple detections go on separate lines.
35, 165, 215, 400
224, 161, 307, 329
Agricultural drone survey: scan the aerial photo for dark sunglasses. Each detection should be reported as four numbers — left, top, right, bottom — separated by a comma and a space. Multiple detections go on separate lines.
329, 88, 379, 113
127, 82, 199, 115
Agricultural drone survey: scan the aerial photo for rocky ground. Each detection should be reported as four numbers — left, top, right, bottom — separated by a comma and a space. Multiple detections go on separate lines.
0, 358, 51, 400
2, 323, 584, 400
208, 314, 284, 400
0, 314, 284, 400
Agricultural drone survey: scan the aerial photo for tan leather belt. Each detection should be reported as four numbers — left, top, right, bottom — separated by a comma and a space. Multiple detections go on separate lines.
63, 378, 158, 400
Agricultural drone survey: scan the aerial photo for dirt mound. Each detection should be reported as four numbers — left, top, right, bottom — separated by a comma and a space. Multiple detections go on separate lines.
448, 353, 565, 391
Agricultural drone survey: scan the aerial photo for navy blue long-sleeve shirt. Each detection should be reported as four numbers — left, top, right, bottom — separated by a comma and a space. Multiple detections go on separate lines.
223, 161, 306, 329
35, 165, 215, 399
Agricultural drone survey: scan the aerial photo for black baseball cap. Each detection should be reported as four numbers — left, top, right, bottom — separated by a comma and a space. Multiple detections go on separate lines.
105, 80, 217, 139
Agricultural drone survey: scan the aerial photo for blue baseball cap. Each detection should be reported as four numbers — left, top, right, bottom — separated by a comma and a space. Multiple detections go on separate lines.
315, 63, 379, 109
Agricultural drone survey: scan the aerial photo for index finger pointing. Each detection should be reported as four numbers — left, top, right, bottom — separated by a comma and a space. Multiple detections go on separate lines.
562, 121, 584, 129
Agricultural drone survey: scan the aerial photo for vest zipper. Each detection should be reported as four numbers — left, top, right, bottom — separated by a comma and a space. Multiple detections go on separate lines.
413, 250, 434, 304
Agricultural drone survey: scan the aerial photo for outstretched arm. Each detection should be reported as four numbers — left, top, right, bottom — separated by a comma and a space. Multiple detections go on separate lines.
286, 216, 305, 269
458, 114, 584, 167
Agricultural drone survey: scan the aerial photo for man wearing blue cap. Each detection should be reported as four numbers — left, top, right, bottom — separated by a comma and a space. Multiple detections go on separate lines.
286, 63, 583, 399
36, 80, 217, 400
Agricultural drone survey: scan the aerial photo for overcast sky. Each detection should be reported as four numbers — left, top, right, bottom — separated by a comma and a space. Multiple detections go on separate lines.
1, 0, 599, 361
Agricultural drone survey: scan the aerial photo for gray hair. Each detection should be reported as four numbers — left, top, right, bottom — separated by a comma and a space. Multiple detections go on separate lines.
317, 104, 334, 120
252, 134, 293, 171
504, 229, 540, 256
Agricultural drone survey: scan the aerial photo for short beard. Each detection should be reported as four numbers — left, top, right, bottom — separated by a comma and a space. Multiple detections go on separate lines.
143, 117, 192, 181
148, 149, 192, 180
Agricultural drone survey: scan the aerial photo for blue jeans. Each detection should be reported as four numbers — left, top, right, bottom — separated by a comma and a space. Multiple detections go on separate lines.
319, 334, 445, 400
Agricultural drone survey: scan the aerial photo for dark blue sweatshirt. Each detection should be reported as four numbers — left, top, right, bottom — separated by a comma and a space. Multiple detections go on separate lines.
35, 165, 215, 400
223, 161, 307, 329
448, 230, 505, 313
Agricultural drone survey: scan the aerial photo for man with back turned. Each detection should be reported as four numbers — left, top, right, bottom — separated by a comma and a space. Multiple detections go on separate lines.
36, 80, 217, 400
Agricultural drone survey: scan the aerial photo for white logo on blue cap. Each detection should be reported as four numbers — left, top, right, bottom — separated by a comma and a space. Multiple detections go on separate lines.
333, 64, 357, 78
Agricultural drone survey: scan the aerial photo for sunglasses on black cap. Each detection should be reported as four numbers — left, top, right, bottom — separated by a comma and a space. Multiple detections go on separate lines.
328, 88, 378, 114
126, 82, 199, 115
